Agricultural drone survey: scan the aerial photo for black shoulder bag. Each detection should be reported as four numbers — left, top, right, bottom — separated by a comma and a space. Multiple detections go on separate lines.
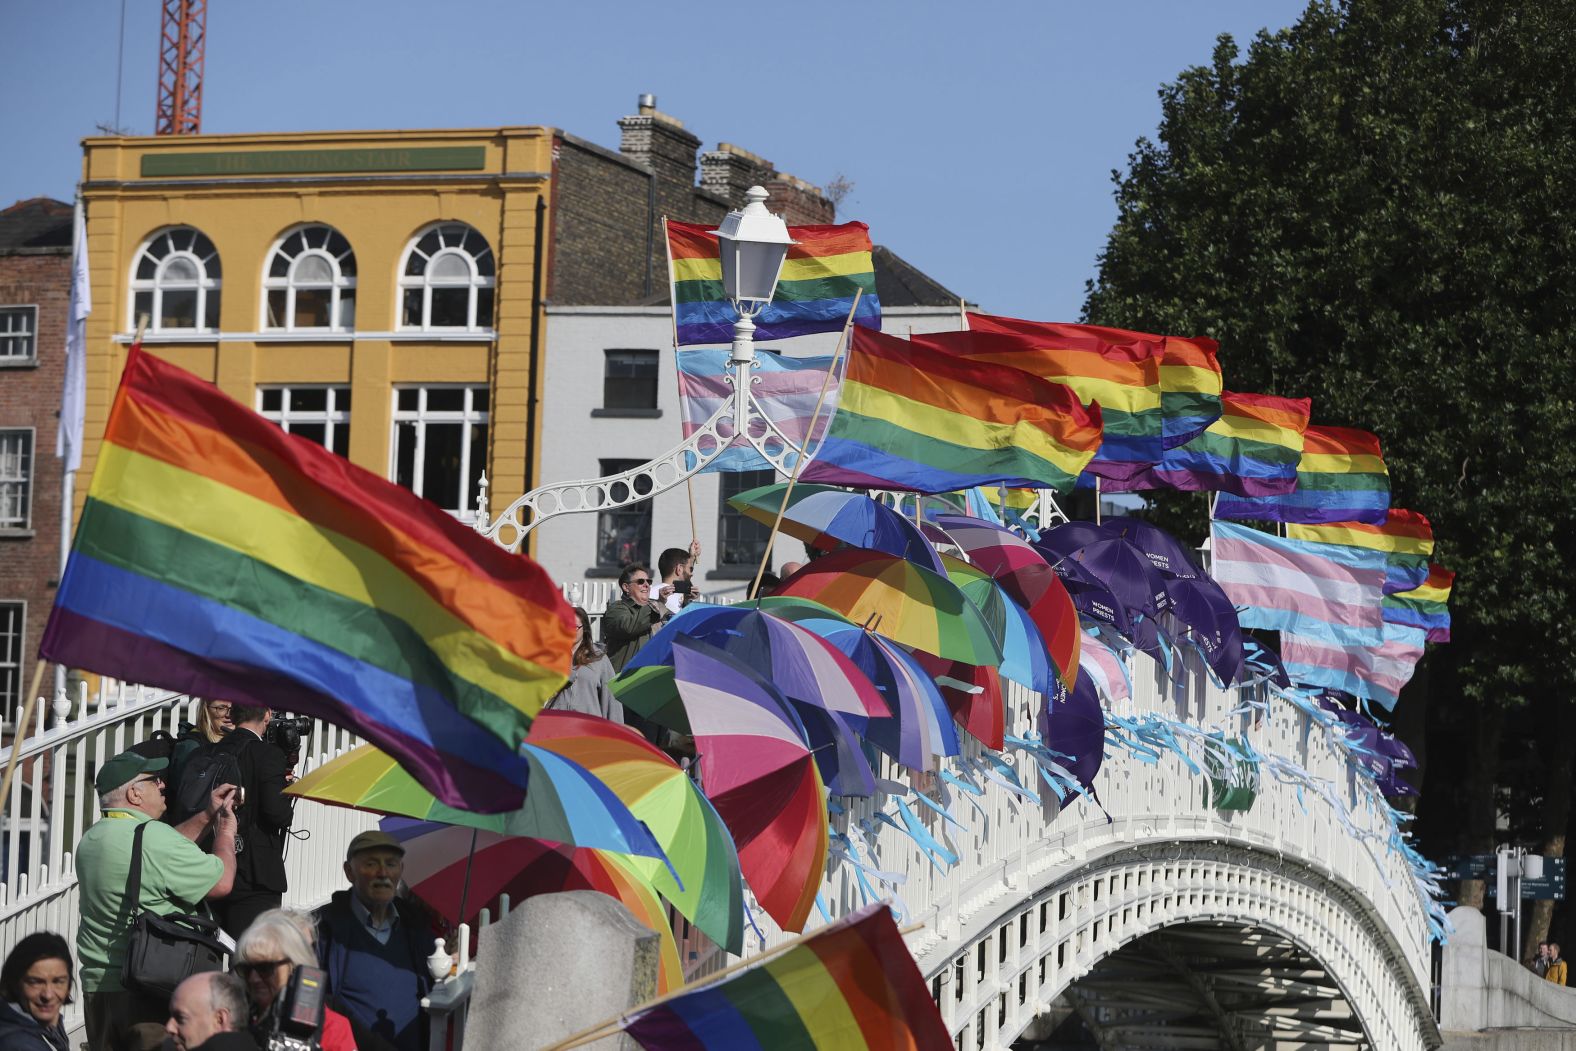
120, 821, 229, 998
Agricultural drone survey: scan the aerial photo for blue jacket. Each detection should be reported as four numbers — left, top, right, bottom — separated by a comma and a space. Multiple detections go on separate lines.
0, 1001, 67, 1051
314, 891, 433, 1051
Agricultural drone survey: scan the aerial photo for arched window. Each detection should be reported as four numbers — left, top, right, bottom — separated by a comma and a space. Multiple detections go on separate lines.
129, 227, 222, 332
263, 225, 357, 331
398, 223, 495, 331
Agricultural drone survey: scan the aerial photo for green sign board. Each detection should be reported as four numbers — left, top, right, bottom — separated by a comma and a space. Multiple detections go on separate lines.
141, 146, 488, 178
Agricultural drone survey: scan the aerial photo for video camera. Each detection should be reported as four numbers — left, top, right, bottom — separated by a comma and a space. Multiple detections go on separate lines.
264, 714, 313, 762
262, 964, 328, 1051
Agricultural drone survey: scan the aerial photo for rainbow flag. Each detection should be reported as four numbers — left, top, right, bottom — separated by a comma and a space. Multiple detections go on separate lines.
915, 317, 1163, 485
40, 346, 575, 811
667, 219, 880, 345
1214, 424, 1391, 525
1383, 563, 1454, 643
1102, 391, 1311, 497
625, 901, 951, 1050
677, 350, 833, 472
801, 327, 1103, 493
1159, 335, 1224, 448
1288, 509, 1434, 594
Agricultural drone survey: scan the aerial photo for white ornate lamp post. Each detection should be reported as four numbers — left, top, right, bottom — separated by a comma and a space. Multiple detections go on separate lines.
478, 187, 809, 552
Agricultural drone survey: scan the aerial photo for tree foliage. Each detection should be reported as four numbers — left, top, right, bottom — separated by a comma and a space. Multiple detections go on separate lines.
1083, 0, 1576, 712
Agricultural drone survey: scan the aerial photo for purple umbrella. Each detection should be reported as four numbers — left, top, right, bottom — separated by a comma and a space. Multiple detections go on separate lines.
1102, 516, 1206, 580
1039, 669, 1106, 792
1036, 523, 1172, 626
1162, 575, 1244, 685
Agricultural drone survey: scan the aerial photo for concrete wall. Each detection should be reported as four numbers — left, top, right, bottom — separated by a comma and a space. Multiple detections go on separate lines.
1442, 905, 1576, 1040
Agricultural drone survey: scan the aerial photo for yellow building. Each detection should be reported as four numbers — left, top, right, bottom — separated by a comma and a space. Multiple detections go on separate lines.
79, 127, 553, 524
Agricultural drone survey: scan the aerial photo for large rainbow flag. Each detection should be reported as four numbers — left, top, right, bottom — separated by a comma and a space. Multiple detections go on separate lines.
914, 317, 1163, 485
1288, 509, 1434, 594
624, 901, 951, 1050
40, 346, 575, 810
1383, 563, 1454, 643
1159, 335, 1224, 448
1102, 391, 1311, 497
667, 219, 880, 345
801, 327, 1103, 493
1214, 424, 1391, 525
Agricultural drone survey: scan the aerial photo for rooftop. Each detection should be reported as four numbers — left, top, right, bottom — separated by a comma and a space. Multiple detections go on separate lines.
0, 198, 72, 253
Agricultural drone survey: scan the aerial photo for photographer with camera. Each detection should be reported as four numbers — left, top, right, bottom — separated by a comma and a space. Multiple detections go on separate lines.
657, 541, 701, 615
211, 705, 296, 939
233, 912, 357, 1051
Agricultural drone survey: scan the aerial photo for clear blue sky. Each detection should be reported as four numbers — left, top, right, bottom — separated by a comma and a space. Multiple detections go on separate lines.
1, 0, 1309, 321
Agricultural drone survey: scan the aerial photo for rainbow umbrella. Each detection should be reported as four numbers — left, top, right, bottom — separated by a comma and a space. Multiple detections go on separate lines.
382, 818, 684, 993
753, 597, 958, 771
776, 550, 1003, 667
526, 711, 746, 955
939, 553, 1055, 695
728, 482, 946, 574
670, 636, 828, 934
285, 742, 666, 861
933, 514, 1081, 688
615, 604, 888, 796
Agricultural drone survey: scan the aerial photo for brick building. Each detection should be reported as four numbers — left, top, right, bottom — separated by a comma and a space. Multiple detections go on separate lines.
0, 199, 72, 717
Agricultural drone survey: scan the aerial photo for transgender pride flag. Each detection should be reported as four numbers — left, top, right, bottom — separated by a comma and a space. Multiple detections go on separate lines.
676, 350, 835, 472
1282, 623, 1426, 710
1210, 521, 1386, 647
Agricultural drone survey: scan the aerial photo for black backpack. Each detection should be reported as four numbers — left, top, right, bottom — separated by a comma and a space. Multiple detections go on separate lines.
130, 729, 241, 826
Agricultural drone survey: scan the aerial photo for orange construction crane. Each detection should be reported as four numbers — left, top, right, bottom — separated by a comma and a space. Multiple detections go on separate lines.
155, 0, 206, 135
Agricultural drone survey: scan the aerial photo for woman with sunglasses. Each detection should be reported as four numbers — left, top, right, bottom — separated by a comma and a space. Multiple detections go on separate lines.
0, 933, 72, 1051
233, 911, 358, 1051
601, 564, 667, 674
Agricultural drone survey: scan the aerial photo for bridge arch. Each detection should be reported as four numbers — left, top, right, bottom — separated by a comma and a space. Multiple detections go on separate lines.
923, 840, 1437, 1050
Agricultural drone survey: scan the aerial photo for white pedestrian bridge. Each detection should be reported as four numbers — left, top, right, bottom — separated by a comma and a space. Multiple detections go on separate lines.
0, 604, 1446, 1050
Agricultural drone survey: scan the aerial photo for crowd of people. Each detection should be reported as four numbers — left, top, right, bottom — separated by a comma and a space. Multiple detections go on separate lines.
9, 538, 790, 1049
9, 703, 439, 1051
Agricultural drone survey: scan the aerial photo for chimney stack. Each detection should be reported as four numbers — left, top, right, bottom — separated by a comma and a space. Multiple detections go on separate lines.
618, 94, 701, 190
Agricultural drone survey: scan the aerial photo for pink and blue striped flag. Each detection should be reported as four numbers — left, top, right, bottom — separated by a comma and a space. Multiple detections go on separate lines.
677, 350, 833, 472
1209, 521, 1385, 648
1280, 623, 1426, 711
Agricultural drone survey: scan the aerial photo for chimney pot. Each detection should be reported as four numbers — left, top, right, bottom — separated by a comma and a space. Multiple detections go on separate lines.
638, 93, 657, 114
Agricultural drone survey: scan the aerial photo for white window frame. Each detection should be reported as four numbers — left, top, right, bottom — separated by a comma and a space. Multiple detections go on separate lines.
0, 306, 38, 365
389, 385, 489, 520
0, 428, 34, 531
128, 227, 222, 333
261, 225, 358, 333
257, 385, 352, 455
396, 223, 496, 332
0, 601, 23, 714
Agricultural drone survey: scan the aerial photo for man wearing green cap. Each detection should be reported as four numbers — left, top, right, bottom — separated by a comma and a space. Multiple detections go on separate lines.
76, 749, 240, 1051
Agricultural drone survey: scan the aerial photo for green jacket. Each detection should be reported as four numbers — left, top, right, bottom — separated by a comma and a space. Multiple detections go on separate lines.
602, 597, 665, 672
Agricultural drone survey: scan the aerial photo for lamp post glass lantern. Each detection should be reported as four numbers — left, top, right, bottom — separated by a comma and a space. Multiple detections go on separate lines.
714, 185, 794, 364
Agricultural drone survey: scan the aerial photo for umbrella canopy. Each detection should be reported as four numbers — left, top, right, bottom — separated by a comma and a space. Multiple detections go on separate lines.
1040, 664, 1109, 793
754, 597, 959, 771
526, 711, 745, 955
383, 819, 683, 992
1162, 575, 1244, 685
616, 604, 887, 797
775, 549, 1003, 667
939, 554, 1055, 695
1075, 630, 1132, 708
285, 742, 666, 861
728, 482, 946, 574
910, 650, 1004, 750
671, 636, 829, 934
932, 515, 1081, 688
1037, 522, 1173, 624
1103, 516, 1205, 580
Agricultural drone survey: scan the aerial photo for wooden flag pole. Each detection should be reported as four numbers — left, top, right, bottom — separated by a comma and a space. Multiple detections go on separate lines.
958, 296, 968, 331
547, 918, 926, 1050
746, 290, 862, 600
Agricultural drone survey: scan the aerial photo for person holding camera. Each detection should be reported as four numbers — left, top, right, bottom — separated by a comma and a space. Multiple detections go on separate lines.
233, 912, 357, 1051
211, 705, 295, 939
657, 541, 701, 615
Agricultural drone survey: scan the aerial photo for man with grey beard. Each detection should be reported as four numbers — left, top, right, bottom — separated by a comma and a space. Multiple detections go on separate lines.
313, 831, 433, 1050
